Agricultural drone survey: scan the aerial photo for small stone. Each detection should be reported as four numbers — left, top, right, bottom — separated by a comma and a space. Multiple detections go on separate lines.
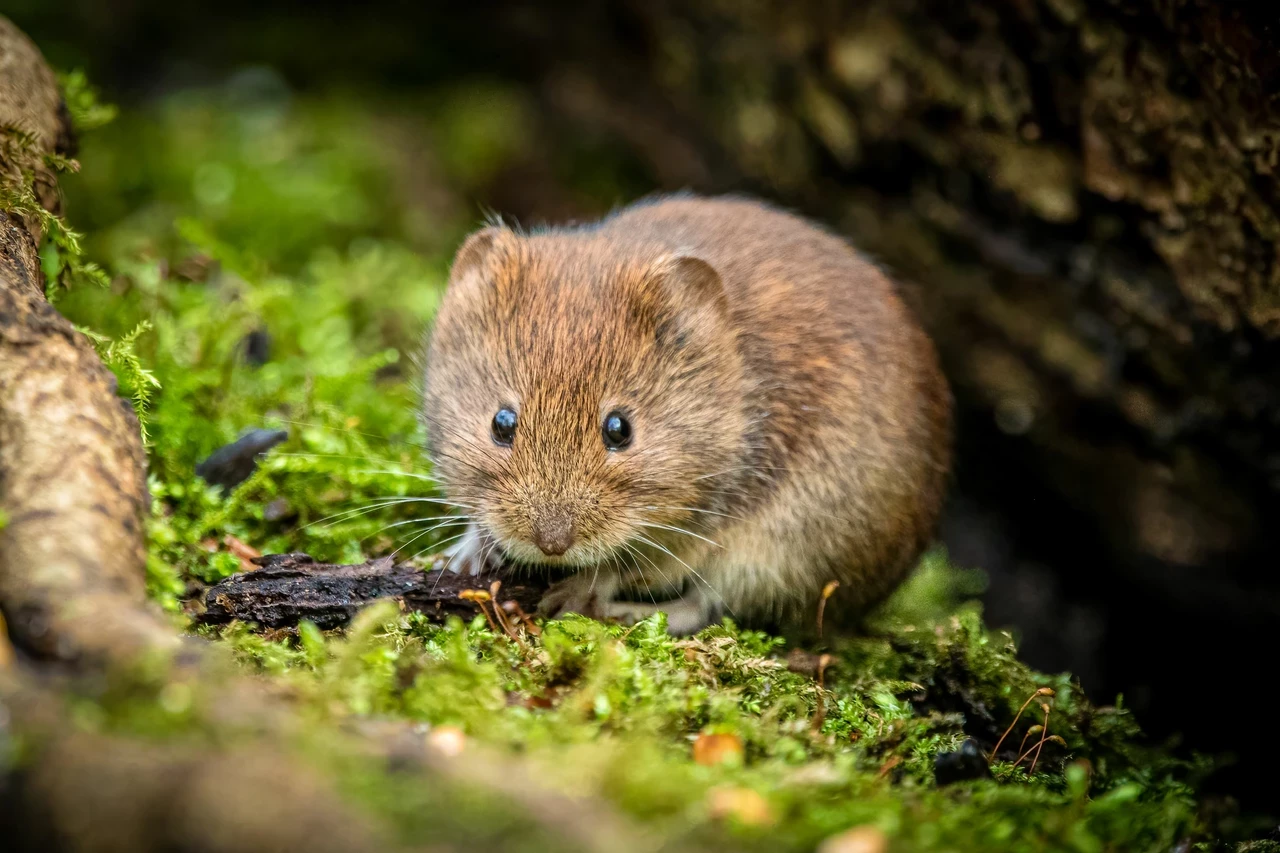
934, 738, 993, 786
195, 428, 288, 491
241, 327, 271, 365
263, 497, 293, 522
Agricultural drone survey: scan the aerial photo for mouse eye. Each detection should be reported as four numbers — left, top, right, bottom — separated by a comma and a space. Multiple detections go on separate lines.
602, 410, 633, 450
491, 406, 518, 447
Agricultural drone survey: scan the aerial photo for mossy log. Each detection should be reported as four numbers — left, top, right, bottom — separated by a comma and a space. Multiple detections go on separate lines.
476, 0, 1280, 792
0, 17, 663, 853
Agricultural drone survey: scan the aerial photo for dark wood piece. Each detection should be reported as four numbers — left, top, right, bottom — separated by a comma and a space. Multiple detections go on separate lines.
198, 553, 544, 630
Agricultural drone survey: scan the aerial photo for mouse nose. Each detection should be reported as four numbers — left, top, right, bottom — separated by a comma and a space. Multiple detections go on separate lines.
531, 514, 575, 557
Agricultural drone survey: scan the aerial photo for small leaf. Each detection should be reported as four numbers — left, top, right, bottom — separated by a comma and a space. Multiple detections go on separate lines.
693, 732, 744, 767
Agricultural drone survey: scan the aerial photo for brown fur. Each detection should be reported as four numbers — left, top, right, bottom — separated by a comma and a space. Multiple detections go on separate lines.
423, 194, 952, 632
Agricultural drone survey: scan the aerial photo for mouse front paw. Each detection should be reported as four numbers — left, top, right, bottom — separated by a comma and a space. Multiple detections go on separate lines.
440, 522, 502, 576
605, 592, 722, 636
537, 571, 619, 621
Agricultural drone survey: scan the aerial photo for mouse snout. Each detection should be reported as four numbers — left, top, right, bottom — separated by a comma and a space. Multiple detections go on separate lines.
530, 513, 576, 557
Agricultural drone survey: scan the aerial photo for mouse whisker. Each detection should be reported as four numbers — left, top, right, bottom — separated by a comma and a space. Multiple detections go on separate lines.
272, 454, 445, 485
428, 555, 453, 596
414, 528, 474, 568
640, 505, 746, 523
622, 541, 677, 602
388, 517, 464, 559
421, 418, 501, 455
266, 417, 420, 447
347, 468, 443, 484
370, 515, 470, 536
480, 535, 501, 570
691, 464, 788, 482
427, 447, 502, 481
632, 533, 729, 616
301, 497, 474, 530
273, 451, 422, 465
635, 521, 722, 549
272, 455, 437, 480
618, 543, 661, 606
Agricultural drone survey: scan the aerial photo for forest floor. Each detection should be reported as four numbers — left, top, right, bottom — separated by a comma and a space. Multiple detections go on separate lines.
39, 71, 1269, 852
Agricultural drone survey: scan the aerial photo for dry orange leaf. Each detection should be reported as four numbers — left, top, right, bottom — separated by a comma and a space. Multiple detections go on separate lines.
223, 534, 261, 570
817, 825, 889, 853
875, 754, 902, 780
426, 725, 467, 758
706, 786, 774, 827
693, 732, 744, 767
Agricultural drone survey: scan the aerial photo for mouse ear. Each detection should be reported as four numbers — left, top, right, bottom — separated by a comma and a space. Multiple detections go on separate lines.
652, 254, 727, 314
449, 225, 514, 284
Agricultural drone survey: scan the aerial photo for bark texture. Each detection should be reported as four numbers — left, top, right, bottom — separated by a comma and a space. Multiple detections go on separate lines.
0, 16, 172, 666
197, 552, 542, 630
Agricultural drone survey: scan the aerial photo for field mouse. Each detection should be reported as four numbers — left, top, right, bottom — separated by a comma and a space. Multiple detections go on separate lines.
422, 194, 951, 635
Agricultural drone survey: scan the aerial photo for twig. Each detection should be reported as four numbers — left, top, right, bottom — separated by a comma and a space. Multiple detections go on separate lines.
875, 755, 902, 781
810, 653, 834, 733
502, 599, 542, 636
487, 581, 515, 636
487, 581, 529, 651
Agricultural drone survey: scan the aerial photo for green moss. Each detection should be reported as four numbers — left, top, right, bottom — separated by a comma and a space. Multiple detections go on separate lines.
0, 127, 108, 298
58, 69, 119, 132
48, 74, 1238, 851
200, 583, 1208, 852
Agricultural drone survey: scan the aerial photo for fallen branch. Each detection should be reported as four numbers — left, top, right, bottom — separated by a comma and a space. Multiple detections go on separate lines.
197, 552, 545, 630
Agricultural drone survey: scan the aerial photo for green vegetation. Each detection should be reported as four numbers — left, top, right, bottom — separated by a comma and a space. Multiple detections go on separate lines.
42, 73, 1249, 851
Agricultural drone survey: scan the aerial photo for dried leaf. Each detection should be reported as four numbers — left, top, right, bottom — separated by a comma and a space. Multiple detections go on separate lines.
817, 825, 889, 853
693, 732, 744, 767
706, 786, 774, 826
426, 725, 467, 758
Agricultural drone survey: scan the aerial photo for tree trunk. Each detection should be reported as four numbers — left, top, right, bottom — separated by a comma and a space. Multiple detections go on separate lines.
476, 0, 1280, 798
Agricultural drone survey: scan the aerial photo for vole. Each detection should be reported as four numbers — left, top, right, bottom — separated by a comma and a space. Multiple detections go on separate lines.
422, 194, 951, 635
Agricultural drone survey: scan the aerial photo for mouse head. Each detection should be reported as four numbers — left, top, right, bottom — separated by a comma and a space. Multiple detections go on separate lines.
423, 225, 747, 569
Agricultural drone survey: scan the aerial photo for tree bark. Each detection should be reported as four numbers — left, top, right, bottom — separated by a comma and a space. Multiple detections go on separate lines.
196, 552, 543, 630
